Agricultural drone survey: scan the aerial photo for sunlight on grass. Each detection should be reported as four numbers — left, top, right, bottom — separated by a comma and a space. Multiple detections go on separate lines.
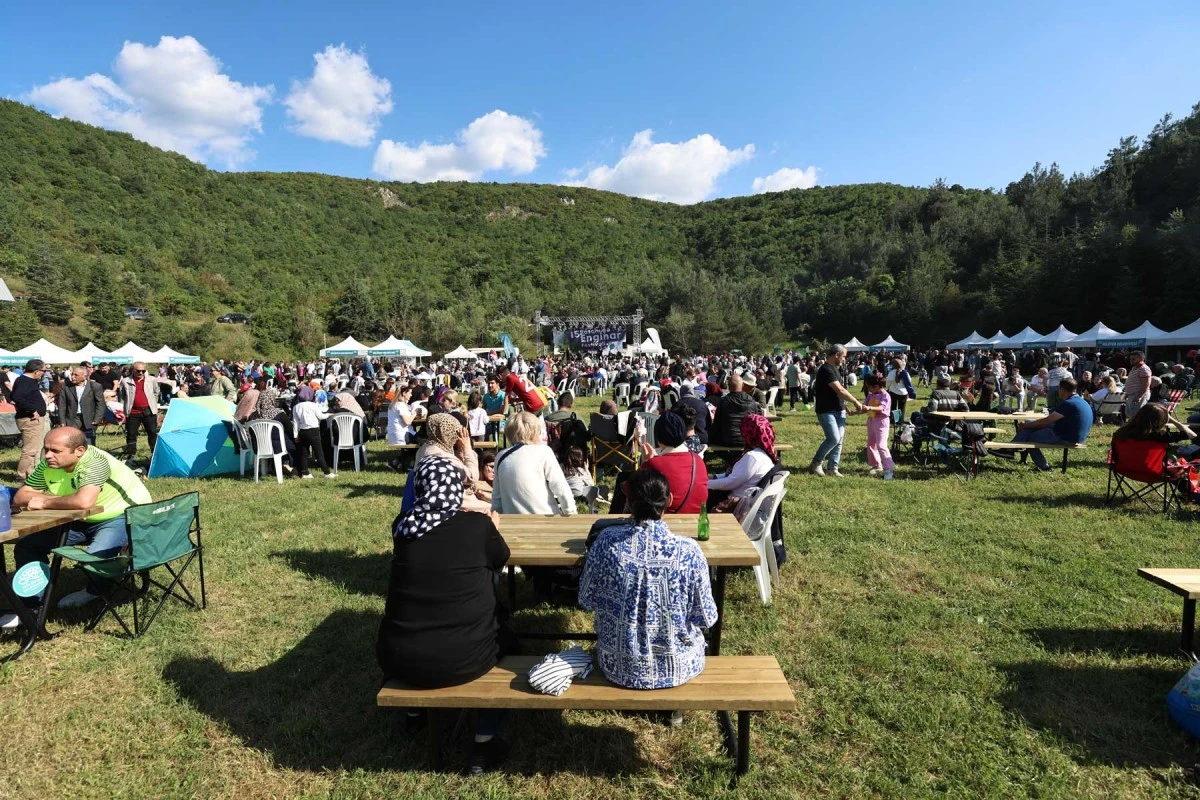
1, 392, 1198, 798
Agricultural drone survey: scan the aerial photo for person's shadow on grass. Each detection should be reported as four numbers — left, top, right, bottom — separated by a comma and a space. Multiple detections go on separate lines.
998, 656, 1191, 768
162, 609, 644, 776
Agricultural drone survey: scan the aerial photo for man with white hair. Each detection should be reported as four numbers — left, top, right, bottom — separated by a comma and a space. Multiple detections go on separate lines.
58, 366, 106, 446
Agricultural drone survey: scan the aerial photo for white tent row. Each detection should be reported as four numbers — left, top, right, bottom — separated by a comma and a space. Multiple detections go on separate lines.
321, 336, 433, 358
945, 317, 1200, 350
842, 337, 869, 352
0, 338, 198, 366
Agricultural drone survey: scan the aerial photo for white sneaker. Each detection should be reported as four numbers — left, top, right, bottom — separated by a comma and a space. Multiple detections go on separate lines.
828, 468, 844, 478
0, 613, 21, 631
324, 472, 336, 479
809, 463, 825, 477
868, 466, 883, 475
301, 473, 314, 480
57, 588, 100, 609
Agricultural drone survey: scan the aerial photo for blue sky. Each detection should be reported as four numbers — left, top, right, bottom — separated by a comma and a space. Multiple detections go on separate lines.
3, 0, 1198, 202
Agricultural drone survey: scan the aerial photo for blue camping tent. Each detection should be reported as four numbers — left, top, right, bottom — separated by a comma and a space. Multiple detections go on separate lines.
148, 396, 241, 478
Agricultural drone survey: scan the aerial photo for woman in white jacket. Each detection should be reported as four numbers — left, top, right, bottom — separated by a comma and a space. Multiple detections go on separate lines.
491, 412, 576, 516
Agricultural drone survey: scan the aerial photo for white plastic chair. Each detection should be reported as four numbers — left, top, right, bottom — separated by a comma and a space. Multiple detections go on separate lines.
229, 419, 253, 477
246, 419, 287, 484
765, 386, 780, 413
330, 414, 366, 474
615, 383, 630, 407
737, 472, 789, 604
556, 378, 569, 394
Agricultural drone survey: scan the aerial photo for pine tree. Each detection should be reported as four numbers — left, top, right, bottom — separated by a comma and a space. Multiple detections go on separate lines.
0, 300, 44, 350
85, 261, 127, 346
28, 245, 74, 325
327, 280, 380, 340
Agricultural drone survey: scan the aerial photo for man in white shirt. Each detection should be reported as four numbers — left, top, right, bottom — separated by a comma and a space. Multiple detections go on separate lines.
292, 399, 333, 479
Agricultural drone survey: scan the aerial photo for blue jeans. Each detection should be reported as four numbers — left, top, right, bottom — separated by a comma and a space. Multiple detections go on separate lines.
813, 411, 846, 469
1012, 427, 1068, 469
14, 516, 128, 606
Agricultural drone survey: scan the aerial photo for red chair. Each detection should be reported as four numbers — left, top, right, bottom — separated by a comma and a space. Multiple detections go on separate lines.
1105, 438, 1181, 513
1165, 389, 1186, 415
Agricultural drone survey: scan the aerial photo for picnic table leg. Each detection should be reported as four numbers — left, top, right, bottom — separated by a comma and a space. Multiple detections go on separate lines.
427, 709, 443, 770
1061, 448, 1069, 474
711, 567, 727, 656
736, 711, 751, 775
508, 567, 518, 611
1183, 598, 1197, 661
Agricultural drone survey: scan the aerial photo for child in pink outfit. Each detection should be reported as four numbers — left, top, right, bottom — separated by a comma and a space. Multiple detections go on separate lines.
863, 374, 895, 479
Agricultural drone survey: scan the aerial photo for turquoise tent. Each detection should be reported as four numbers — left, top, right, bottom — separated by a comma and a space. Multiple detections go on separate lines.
148, 396, 241, 478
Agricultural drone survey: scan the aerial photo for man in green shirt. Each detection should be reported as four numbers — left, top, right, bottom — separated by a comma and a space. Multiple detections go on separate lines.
1, 427, 153, 629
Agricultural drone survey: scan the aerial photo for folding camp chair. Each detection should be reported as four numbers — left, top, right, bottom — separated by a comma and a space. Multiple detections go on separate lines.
1105, 438, 1182, 514
1165, 389, 1186, 416
51, 492, 206, 638
590, 413, 637, 481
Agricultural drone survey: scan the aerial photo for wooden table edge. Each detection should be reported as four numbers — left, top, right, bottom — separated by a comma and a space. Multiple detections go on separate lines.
1138, 568, 1200, 599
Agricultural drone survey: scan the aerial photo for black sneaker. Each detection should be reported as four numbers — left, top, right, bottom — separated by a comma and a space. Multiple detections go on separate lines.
468, 737, 510, 776
386, 459, 400, 473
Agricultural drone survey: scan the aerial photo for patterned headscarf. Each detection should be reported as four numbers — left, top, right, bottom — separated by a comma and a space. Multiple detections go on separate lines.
425, 413, 461, 451
740, 414, 776, 461
394, 457, 463, 540
255, 387, 281, 419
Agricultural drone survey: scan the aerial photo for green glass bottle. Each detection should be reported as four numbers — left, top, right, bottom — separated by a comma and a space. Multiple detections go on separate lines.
697, 506, 710, 541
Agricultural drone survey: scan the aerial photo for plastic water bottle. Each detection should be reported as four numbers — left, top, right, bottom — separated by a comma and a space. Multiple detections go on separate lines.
0, 486, 11, 534
697, 506, 709, 541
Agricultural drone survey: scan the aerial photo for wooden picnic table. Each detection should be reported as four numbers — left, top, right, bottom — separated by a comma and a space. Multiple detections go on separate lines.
1138, 568, 1200, 659
496, 513, 757, 656
925, 410, 1043, 423
1, 506, 103, 663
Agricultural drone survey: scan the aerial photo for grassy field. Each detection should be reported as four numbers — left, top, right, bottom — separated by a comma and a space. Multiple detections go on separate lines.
3, 391, 1200, 799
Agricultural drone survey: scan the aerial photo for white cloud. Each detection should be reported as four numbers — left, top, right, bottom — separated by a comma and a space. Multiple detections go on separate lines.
284, 45, 392, 147
373, 109, 545, 182
752, 166, 819, 194
28, 35, 272, 168
569, 130, 754, 204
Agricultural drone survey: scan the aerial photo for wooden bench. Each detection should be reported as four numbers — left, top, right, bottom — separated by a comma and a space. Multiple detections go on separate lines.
388, 441, 497, 451
981, 427, 1005, 435
706, 444, 794, 453
984, 441, 1086, 473
378, 654, 795, 776
1138, 568, 1200, 660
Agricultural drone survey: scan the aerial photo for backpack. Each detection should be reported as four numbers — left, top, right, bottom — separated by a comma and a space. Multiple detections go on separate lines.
546, 412, 590, 458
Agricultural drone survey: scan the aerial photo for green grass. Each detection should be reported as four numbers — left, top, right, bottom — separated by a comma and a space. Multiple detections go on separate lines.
3, 392, 1200, 799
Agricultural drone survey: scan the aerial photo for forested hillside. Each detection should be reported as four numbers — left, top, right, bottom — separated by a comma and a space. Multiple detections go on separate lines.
0, 98, 1197, 359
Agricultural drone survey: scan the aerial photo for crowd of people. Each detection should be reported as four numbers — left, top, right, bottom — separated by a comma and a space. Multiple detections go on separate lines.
7, 340, 1200, 773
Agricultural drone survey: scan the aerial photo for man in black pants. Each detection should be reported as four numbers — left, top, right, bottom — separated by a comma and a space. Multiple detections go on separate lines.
118, 361, 161, 458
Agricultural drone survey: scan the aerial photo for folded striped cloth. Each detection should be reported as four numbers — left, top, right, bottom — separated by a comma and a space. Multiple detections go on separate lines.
527, 647, 594, 696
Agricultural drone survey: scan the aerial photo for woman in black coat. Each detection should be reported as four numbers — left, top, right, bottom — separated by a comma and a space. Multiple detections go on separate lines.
376, 456, 514, 774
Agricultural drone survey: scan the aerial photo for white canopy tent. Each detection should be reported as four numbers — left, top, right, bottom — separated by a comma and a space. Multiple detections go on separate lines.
1068, 321, 1123, 350
444, 345, 476, 360
72, 341, 133, 365
995, 327, 1045, 349
1115, 320, 1170, 347
150, 345, 200, 364
321, 336, 369, 358
0, 278, 14, 302
366, 335, 407, 357
112, 341, 160, 363
1159, 317, 1200, 347
398, 339, 432, 357
946, 331, 987, 350
842, 337, 869, 352
638, 327, 668, 356
868, 335, 909, 351
1025, 325, 1077, 349
13, 337, 82, 364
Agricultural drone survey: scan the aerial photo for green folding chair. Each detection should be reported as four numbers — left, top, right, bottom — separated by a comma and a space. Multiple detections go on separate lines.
51, 491, 206, 638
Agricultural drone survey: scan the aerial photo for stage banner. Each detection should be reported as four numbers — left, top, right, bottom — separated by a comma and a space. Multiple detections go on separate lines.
568, 326, 627, 352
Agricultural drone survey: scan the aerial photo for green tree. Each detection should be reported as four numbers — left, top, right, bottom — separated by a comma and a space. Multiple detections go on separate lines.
328, 280, 380, 340
85, 261, 127, 346
28, 246, 73, 325
137, 311, 184, 351
0, 299, 44, 350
